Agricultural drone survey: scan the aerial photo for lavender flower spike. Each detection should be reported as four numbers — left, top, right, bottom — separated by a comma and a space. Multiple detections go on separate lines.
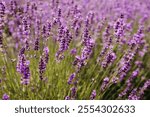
90, 90, 96, 100
67, 73, 76, 85
101, 77, 109, 92
21, 60, 30, 85
128, 88, 139, 100
138, 79, 150, 99
39, 57, 46, 80
43, 47, 49, 64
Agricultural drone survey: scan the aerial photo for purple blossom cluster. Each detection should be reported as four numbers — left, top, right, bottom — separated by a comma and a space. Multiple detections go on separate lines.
90, 90, 96, 100
56, 25, 72, 61
16, 47, 30, 85
138, 80, 150, 99
119, 69, 139, 98
0, 2, 5, 47
2, 93, 9, 100
101, 50, 116, 68
73, 38, 95, 72
100, 77, 110, 92
39, 47, 49, 80
114, 14, 125, 43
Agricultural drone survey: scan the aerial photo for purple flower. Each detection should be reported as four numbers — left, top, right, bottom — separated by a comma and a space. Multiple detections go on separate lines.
126, 21, 133, 32
118, 50, 135, 81
101, 77, 109, 92
143, 80, 150, 89
43, 47, 49, 64
35, 19, 41, 37
104, 77, 109, 83
56, 26, 72, 61
71, 86, 77, 99
90, 90, 96, 100
22, 16, 31, 50
70, 48, 77, 55
128, 25, 144, 48
67, 73, 76, 85
101, 51, 116, 68
2, 93, 9, 100
16, 54, 26, 74
131, 69, 139, 78
19, 47, 25, 56
146, 26, 150, 32
102, 24, 111, 43
98, 45, 109, 58
10, 0, 17, 14
0, 31, 3, 46
21, 61, 30, 85
34, 38, 39, 51
112, 77, 119, 84
42, 25, 47, 38
57, 25, 64, 42
58, 8, 61, 18
139, 14, 148, 25
135, 61, 142, 67
138, 79, 150, 98
39, 57, 46, 80
128, 88, 139, 100
38, 47, 49, 80
17, 48, 30, 85
0, 2, 5, 16
114, 14, 125, 43
65, 96, 70, 100
74, 38, 94, 72
119, 69, 139, 98
0, 2, 5, 46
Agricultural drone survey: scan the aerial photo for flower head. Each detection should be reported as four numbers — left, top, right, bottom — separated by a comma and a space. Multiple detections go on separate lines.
2, 93, 9, 100
90, 90, 96, 100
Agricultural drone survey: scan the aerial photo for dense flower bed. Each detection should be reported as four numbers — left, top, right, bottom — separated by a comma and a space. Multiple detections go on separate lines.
0, 0, 150, 100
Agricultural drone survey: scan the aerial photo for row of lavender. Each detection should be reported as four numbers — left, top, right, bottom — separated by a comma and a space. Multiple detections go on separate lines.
0, 0, 150, 100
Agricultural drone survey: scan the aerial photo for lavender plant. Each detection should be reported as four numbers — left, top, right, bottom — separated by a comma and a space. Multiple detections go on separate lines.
0, 0, 150, 100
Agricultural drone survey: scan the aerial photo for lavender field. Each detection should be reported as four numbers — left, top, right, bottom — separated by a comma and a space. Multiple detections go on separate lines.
0, 0, 150, 100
